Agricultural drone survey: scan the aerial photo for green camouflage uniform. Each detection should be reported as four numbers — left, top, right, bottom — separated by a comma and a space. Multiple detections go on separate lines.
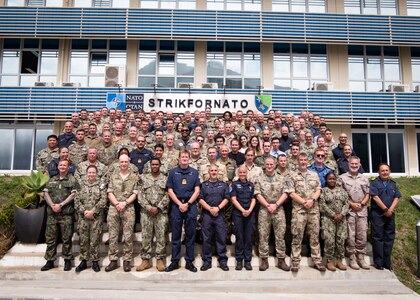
138, 172, 169, 259
301, 143, 316, 163
255, 173, 293, 259
290, 170, 322, 263
107, 172, 138, 261
85, 135, 101, 148
44, 173, 77, 261
235, 163, 263, 185
68, 142, 89, 166
75, 160, 108, 185
36, 147, 59, 172
218, 157, 237, 182
142, 158, 171, 176
319, 186, 350, 260
74, 180, 107, 261
96, 142, 118, 166
199, 160, 228, 183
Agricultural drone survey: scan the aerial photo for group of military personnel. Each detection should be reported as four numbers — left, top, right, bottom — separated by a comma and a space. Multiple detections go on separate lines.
37, 107, 401, 273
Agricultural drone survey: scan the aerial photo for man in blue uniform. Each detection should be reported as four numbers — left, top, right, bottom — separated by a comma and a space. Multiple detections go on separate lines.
370, 163, 401, 270
198, 164, 230, 271
166, 150, 201, 272
129, 135, 153, 174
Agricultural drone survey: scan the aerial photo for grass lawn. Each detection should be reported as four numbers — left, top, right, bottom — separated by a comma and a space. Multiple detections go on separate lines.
0, 175, 419, 293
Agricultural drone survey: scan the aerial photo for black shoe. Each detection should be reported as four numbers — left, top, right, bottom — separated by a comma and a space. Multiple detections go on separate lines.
41, 260, 55, 271
200, 264, 212, 271
64, 259, 72, 271
165, 261, 180, 272
226, 238, 233, 245
244, 261, 252, 271
92, 261, 101, 272
185, 261, 197, 273
219, 265, 229, 271
75, 260, 87, 273
374, 264, 384, 270
384, 265, 393, 271
235, 261, 243, 271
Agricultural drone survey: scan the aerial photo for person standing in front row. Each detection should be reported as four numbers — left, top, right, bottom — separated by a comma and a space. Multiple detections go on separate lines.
41, 159, 77, 272
370, 163, 401, 270
105, 154, 138, 272
230, 166, 256, 271
165, 150, 201, 273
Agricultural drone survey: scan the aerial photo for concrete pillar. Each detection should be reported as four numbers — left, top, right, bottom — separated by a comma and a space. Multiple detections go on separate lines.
126, 40, 138, 88
405, 125, 418, 176
327, 45, 349, 90
195, 41, 207, 88
400, 47, 412, 87
398, 0, 407, 16
57, 39, 71, 85
196, 0, 206, 10
261, 43, 273, 90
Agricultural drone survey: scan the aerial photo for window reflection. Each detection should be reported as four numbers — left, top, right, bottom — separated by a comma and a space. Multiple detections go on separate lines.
0, 129, 13, 170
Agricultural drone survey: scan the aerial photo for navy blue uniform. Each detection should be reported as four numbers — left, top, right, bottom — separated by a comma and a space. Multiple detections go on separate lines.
230, 179, 255, 263
370, 177, 401, 269
166, 166, 200, 263
57, 133, 76, 148
47, 158, 76, 178
129, 147, 153, 174
199, 180, 229, 266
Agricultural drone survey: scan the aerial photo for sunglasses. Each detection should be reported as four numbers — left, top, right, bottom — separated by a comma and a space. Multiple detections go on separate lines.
197, 139, 204, 142
316, 154, 326, 158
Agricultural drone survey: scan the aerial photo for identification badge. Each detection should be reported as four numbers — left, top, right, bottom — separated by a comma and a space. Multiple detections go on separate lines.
138, 159, 142, 164
58, 184, 62, 190
182, 179, 187, 185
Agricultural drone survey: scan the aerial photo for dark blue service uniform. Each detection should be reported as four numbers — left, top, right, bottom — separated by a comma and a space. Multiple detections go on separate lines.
370, 177, 401, 269
199, 180, 230, 267
166, 166, 200, 264
230, 179, 255, 264
129, 147, 153, 174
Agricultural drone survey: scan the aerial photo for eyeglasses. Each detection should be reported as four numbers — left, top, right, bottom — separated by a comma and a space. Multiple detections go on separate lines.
181, 129, 189, 132
197, 139, 204, 142
316, 154, 326, 158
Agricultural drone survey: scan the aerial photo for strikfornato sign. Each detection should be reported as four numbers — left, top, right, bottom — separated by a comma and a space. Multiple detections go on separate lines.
107, 93, 271, 113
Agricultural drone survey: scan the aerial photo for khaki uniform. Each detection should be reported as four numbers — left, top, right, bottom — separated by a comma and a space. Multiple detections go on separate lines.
301, 143, 316, 163
36, 147, 59, 172
199, 160, 228, 183
235, 163, 263, 184
68, 142, 89, 166
107, 172, 138, 261
290, 170, 322, 263
75, 160, 108, 185
255, 173, 293, 259
96, 142, 118, 166
85, 135, 101, 148
138, 172, 169, 259
112, 135, 128, 148
75, 179, 107, 261
218, 157, 237, 182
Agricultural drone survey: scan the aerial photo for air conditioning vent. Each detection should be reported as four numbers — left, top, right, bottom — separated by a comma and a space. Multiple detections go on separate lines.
34, 82, 54, 87
105, 65, 126, 87
312, 82, 332, 91
388, 84, 409, 93
178, 82, 193, 89
201, 82, 218, 89
62, 82, 81, 87
414, 85, 420, 93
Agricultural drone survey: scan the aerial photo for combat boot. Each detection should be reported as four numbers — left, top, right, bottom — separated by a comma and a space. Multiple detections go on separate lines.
277, 258, 290, 271
75, 260, 88, 273
259, 258, 269, 271
156, 259, 166, 272
64, 259, 72, 271
357, 253, 370, 270
136, 259, 152, 271
41, 260, 55, 271
326, 260, 336, 272
349, 254, 360, 270
336, 258, 347, 271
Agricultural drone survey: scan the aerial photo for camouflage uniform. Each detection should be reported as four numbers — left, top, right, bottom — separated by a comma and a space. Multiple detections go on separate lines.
338, 172, 370, 256
254, 154, 271, 171
218, 157, 237, 182
138, 172, 170, 260
68, 142, 89, 166
75, 160, 108, 185
235, 163, 263, 185
255, 173, 293, 259
44, 173, 78, 261
142, 158, 171, 176
189, 156, 206, 170
107, 172, 138, 261
319, 186, 350, 260
199, 160, 228, 183
85, 135, 101, 148
107, 161, 139, 177
286, 158, 299, 172
121, 140, 138, 153
112, 135, 128, 148
36, 147, 59, 172
290, 170, 322, 263
139, 132, 155, 151
301, 143, 316, 163
74, 179, 107, 261
96, 142, 118, 166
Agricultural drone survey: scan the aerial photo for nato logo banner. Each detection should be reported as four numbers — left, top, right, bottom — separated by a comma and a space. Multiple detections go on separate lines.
255, 95, 272, 113
107, 93, 126, 111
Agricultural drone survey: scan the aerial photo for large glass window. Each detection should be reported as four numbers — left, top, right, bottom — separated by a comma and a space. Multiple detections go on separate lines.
207, 0, 261, 11
348, 45, 400, 92
6, 0, 62, 6
0, 126, 53, 171
206, 42, 260, 89
272, 0, 325, 13
73, 0, 129, 7
408, 0, 420, 16
138, 40, 194, 88
69, 40, 127, 87
273, 43, 327, 91
139, 0, 196, 9
352, 127, 405, 174
412, 48, 420, 91
0, 39, 59, 87
344, 0, 397, 15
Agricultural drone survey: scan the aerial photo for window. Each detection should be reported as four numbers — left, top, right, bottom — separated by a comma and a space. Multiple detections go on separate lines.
348, 45, 400, 92
207, 0, 261, 11
73, 0, 129, 7
273, 43, 327, 91
344, 0, 397, 15
0, 126, 53, 171
139, 0, 196, 9
6, 0, 62, 6
408, 0, 420, 16
412, 48, 420, 90
138, 40, 194, 88
272, 0, 325, 13
69, 40, 127, 87
206, 42, 260, 89
352, 126, 405, 174
0, 39, 59, 87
